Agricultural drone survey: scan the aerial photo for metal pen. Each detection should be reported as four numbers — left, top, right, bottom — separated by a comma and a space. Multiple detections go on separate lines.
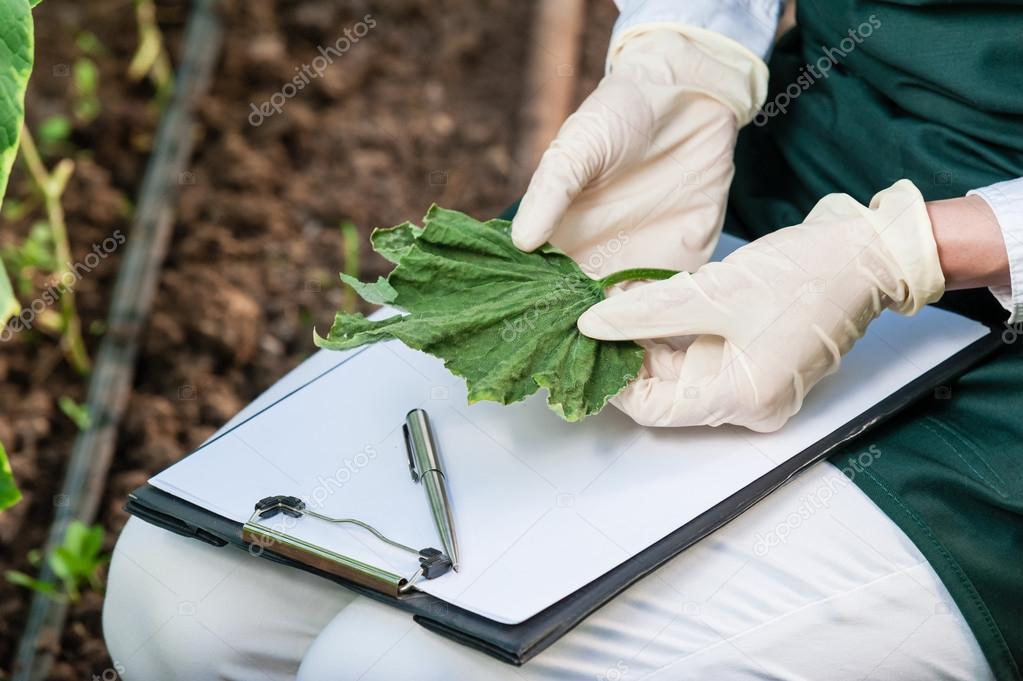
403, 409, 460, 571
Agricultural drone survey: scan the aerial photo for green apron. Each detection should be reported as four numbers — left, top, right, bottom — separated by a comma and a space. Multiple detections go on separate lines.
729, 1, 1023, 677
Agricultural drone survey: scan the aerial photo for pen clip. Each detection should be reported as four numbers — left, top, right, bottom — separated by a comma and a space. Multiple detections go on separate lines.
402, 423, 420, 483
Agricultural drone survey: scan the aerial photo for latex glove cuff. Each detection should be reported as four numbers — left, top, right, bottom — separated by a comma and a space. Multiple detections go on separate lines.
608, 25, 769, 127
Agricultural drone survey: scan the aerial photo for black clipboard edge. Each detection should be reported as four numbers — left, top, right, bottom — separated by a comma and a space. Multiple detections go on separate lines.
125, 327, 1003, 665
493, 327, 1005, 663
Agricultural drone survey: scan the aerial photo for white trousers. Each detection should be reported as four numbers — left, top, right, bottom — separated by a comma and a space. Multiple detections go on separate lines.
103, 461, 993, 681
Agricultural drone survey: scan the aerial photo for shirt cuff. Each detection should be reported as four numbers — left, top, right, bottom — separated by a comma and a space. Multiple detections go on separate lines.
968, 177, 1023, 324
611, 0, 783, 60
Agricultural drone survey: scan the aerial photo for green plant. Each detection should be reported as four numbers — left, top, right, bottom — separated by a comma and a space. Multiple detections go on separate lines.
1, 195, 36, 221
5, 520, 108, 602
315, 206, 676, 421
0, 0, 46, 510
0, 442, 19, 509
1, 220, 56, 295
127, 0, 173, 108
74, 31, 103, 56
72, 57, 101, 124
37, 113, 72, 156
18, 127, 90, 373
58, 396, 91, 430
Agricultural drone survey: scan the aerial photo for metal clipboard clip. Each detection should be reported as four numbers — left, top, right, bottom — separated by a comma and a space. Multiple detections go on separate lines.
242, 495, 452, 597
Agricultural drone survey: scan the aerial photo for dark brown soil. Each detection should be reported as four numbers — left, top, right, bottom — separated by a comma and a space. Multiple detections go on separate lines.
0, 0, 615, 678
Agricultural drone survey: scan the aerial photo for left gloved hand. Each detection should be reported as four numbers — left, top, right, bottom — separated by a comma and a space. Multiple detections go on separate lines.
578, 180, 946, 432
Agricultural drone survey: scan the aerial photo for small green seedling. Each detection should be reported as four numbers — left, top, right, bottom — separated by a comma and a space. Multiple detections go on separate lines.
37, 114, 72, 156
58, 396, 91, 430
74, 31, 104, 56
72, 58, 101, 124
127, 0, 174, 108
14, 128, 91, 375
0, 220, 56, 296
5, 520, 108, 602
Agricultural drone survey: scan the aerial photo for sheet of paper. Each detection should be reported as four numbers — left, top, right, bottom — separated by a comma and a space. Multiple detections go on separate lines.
150, 234, 990, 624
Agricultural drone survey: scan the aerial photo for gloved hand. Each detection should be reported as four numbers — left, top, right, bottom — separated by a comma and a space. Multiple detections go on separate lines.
511, 27, 767, 277
578, 180, 946, 432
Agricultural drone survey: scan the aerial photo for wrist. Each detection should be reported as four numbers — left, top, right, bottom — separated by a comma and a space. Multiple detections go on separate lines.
858, 180, 944, 315
927, 194, 1010, 290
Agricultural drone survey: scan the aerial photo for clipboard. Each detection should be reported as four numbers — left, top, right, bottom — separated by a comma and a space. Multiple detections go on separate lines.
125, 320, 1001, 664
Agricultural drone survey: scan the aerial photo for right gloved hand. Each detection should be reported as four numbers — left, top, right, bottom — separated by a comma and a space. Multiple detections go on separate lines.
577, 180, 947, 432
511, 28, 767, 278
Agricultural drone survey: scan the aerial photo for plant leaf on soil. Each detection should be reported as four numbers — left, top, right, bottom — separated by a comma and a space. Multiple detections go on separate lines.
315, 206, 646, 422
0, 262, 18, 326
0, 440, 21, 510
0, 0, 34, 326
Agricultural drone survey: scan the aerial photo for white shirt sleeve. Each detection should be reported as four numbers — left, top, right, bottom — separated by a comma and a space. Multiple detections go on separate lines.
611, 0, 783, 59
967, 177, 1023, 324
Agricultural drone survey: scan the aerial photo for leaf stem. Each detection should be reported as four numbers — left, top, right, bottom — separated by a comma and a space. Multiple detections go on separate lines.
597, 267, 678, 289
20, 126, 90, 375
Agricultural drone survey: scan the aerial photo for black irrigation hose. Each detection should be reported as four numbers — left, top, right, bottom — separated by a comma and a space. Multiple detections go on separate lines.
12, 1, 223, 678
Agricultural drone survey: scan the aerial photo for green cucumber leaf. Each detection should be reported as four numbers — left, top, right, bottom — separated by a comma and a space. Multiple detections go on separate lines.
315, 206, 645, 422
372, 221, 421, 264
0, 0, 34, 327
338, 274, 397, 306
0, 440, 20, 510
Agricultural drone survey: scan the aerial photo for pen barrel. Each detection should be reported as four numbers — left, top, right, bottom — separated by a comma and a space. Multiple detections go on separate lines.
420, 469, 459, 568
405, 409, 460, 569
405, 409, 442, 477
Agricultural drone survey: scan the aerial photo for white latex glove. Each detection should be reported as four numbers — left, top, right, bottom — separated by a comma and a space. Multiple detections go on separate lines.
512, 27, 767, 277
578, 180, 946, 432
